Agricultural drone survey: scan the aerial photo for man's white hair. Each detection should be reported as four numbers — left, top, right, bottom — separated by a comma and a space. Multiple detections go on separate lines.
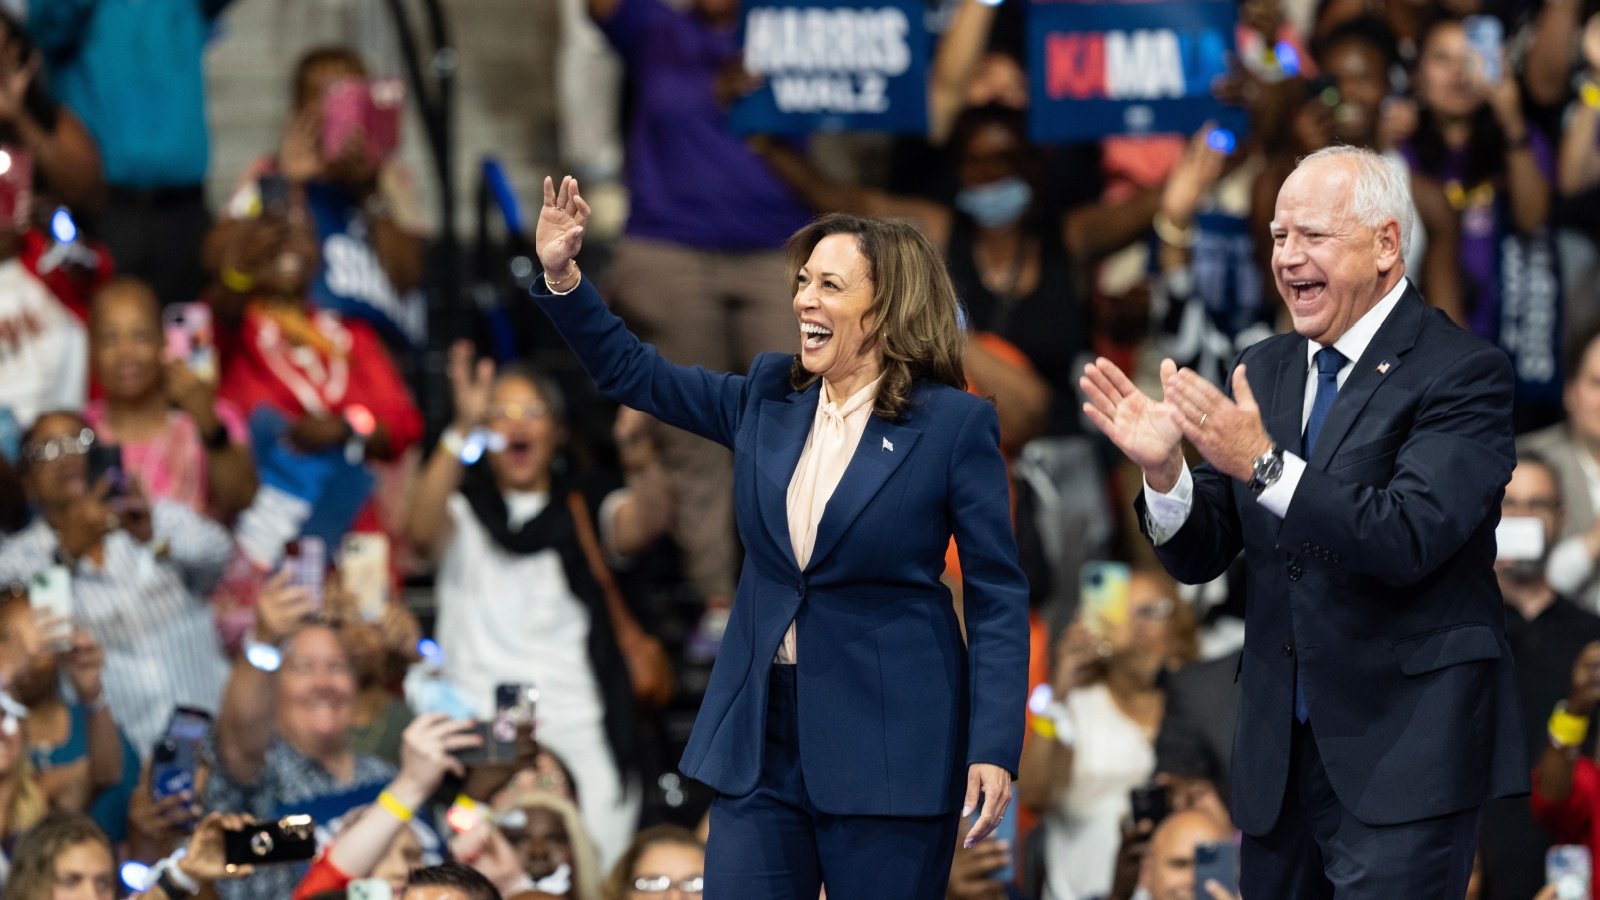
1296, 144, 1414, 261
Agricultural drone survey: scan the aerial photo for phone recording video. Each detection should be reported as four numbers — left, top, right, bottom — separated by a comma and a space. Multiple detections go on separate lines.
150, 707, 213, 803
222, 815, 317, 866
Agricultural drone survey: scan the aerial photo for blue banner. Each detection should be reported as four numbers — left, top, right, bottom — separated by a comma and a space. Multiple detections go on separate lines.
1027, 1, 1240, 142
729, 0, 929, 135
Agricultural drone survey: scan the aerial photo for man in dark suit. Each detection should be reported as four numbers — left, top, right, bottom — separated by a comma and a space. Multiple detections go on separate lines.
1082, 145, 1527, 898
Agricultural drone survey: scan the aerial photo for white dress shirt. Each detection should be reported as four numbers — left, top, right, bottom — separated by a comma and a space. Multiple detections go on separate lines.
1144, 277, 1411, 542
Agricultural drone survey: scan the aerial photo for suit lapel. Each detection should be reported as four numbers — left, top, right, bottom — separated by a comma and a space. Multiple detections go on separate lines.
1308, 287, 1425, 469
1266, 336, 1308, 452
757, 386, 820, 571
807, 414, 921, 573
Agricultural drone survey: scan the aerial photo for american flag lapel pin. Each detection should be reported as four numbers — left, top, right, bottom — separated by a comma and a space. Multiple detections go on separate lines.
882, 437, 894, 452
1376, 361, 1391, 375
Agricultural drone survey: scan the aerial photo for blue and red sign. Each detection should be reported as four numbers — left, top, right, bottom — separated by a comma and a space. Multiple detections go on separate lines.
1028, 1, 1241, 142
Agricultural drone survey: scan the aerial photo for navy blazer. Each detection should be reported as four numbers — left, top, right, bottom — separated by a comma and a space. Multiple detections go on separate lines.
533, 279, 1030, 816
1138, 286, 1528, 834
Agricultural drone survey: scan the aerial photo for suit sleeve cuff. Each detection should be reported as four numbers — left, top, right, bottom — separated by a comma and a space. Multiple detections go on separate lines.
1255, 452, 1306, 519
1143, 462, 1193, 546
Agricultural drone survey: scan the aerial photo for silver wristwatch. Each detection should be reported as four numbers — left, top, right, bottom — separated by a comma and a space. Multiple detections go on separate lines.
1248, 444, 1284, 496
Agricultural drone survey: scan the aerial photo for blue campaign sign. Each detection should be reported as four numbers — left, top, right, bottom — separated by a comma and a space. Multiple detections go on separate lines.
729, 0, 929, 135
1027, 1, 1241, 142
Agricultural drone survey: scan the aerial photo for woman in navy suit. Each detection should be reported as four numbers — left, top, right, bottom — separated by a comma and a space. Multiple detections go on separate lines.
532, 176, 1029, 898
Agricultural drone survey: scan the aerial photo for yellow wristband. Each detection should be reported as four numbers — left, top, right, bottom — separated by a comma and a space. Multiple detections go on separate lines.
1029, 714, 1057, 740
220, 266, 256, 294
1581, 81, 1600, 111
377, 789, 413, 823
1550, 703, 1590, 748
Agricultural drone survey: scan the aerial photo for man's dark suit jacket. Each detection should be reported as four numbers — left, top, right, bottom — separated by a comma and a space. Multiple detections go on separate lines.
1138, 285, 1528, 836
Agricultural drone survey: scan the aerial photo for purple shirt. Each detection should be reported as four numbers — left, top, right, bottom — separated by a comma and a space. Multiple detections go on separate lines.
1398, 130, 1555, 338
600, 0, 811, 250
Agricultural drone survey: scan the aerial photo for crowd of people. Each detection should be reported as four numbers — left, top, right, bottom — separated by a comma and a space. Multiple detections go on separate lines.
0, 0, 1596, 897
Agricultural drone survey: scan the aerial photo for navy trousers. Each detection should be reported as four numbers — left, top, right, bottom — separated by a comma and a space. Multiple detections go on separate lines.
1242, 721, 1485, 899
704, 664, 960, 900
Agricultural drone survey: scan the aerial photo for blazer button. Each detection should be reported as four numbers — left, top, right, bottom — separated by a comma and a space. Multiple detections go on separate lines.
1301, 541, 1312, 552
795, 584, 805, 597
1287, 564, 1303, 581
1281, 643, 1294, 657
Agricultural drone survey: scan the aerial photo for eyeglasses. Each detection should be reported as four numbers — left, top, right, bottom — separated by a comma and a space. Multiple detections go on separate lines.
1133, 598, 1176, 621
1503, 499, 1560, 514
487, 404, 550, 423
632, 875, 704, 895
21, 428, 94, 464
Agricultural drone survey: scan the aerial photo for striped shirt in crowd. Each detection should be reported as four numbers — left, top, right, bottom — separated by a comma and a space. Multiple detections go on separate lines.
0, 500, 233, 755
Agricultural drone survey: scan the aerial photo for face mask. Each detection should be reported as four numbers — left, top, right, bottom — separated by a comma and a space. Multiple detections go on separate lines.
955, 177, 1032, 229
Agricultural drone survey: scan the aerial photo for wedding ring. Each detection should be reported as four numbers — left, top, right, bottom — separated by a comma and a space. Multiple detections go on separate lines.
1199, 413, 1209, 427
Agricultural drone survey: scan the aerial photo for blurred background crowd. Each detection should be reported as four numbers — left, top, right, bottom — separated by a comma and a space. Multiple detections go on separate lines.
0, 0, 1598, 897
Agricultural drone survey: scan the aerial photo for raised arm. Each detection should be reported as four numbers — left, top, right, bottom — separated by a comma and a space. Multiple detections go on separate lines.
928, 0, 998, 144
532, 176, 753, 447
215, 572, 312, 785
406, 341, 490, 562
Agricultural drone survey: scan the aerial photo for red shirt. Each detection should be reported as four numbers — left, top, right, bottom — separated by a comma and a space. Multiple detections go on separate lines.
1529, 756, 1600, 898
217, 304, 422, 455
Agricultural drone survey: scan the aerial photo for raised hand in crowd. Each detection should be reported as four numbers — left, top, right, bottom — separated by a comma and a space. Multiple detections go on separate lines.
321, 715, 481, 882
118, 475, 155, 545
1158, 126, 1229, 238
255, 567, 317, 647
279, 107, 324, 187
450, 819, 534, 898
449, 339, 496, 432
1104, 818, 1155, 900
126, 761, 206, 863
55, 476, 122, 561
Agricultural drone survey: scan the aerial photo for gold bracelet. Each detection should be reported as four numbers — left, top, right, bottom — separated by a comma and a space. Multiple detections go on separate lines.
377, 789, 414, 822
1550, 701, 1590, 748
547, 262, 582, 295
1152, 212, 1197, 248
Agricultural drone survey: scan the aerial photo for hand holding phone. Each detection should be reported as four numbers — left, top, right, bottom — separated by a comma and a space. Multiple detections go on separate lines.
222, 815, 316, 866
1549, 845, 1592, 900
1081, 561, 1131, 639
1129, 780, 1171, 827
282, 537, 326, 615
1464, 16, 1504, 84
28, 566, 73, 651
163, 303, 217, 384
1194, 841, 1240, 900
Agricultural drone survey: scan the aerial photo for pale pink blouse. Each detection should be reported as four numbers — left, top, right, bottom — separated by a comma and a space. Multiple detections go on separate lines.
776, 376, 881, 664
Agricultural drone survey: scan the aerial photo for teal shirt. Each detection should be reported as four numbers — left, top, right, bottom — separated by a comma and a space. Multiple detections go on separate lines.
28, 0, 235, 187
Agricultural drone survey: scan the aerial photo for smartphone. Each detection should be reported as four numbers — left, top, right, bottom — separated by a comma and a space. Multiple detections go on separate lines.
150, 706, 213, 801
222, 815, 317, 866
491, 682, 538, 761
323, 78, 404, 167
1080, 561, 1131, 639
348, 880, 393, 900
1205, 127, 1237, 155
283, 537, 327, 614
162, 302, 217, 384
1194, 841, 1240, 899
1464, 15, 1504, 84
1496, 516, 1545, 561
339, 533, 390, 622
257, 173, 291, 219
27, 565, 73, 650
1129, 781, 1170, 826
0, 147, 32, 230
1549, 845, 1592, 900
85, 441, 125, 501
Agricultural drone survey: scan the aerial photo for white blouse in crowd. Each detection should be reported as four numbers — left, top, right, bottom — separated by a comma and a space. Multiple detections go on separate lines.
776, 375, 882, 665
1043, 682, 1157, 900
